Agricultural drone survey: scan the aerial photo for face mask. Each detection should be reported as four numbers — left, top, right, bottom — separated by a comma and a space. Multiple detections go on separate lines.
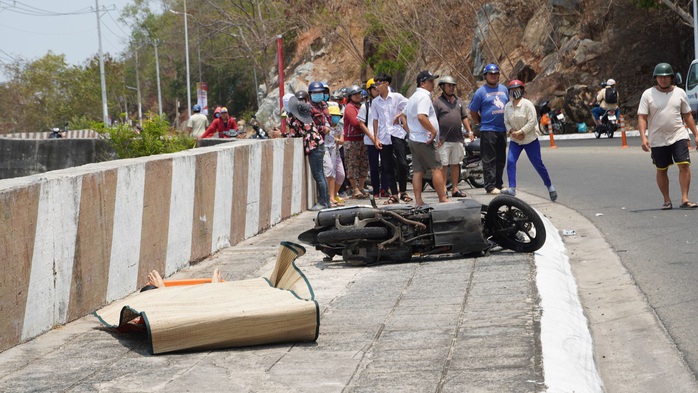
324, 93, 330, 102
311, 93, 324, 103
511, 89, 523, 100
331, 115, 342, 124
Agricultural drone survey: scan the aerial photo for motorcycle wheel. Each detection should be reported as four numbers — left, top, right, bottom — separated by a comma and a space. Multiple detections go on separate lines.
317, 227, 389, 243
467, 167, 485, 188
485, 195, 547, 253
607, 130, 614, 138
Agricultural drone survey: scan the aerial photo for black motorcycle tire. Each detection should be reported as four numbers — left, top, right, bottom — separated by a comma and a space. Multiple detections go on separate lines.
607, 130, 614, 138
485, 195, 546, 253
467, 172, 485, 188
317, 227, 389, 243
594, 129, 601, 139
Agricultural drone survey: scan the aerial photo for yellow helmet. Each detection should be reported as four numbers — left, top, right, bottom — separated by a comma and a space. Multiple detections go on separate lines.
328, 106, 342, 116
366, 78, 375, 89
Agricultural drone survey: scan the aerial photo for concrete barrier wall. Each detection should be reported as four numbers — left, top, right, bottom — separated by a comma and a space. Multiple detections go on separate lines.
0, 138, 117, 180
0, 138, 310, 352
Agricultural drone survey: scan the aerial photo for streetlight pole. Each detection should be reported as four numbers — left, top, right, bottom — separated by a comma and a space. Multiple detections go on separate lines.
95, 0, 109, 125
184, 0, 192, 119
152, 39, 163, 116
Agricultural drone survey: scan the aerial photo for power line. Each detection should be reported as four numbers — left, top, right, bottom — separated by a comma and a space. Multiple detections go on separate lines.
0, 47, 16, 62
0, 1, 92, 16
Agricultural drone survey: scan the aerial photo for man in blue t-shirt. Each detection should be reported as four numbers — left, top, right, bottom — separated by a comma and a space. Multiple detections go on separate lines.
468, 63, 509, 194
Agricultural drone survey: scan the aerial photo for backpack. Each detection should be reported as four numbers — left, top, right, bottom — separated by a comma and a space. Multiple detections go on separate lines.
604, 87, 618, 104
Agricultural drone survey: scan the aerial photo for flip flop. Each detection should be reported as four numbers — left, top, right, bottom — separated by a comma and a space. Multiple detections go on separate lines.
451, 190, 467, 198
384, 195, 400, 205
662, 202, 673, 210
680, 201, 698, 209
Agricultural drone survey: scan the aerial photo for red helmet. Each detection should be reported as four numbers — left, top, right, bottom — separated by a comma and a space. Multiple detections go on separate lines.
507, 80, 525, 90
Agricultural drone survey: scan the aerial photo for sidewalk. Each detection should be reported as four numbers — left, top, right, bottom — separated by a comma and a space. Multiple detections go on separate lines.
0, 185, 563, 392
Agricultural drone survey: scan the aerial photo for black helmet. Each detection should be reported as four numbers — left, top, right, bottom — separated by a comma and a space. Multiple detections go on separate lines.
294, 90, 309, 101
653, 63, 674, 77
346, 84, 362, 96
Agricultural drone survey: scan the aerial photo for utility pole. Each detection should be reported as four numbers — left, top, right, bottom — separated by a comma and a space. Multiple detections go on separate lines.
152, 39, 163, 116
134, 45, 143, 127
184, 0, 192, 118
95, 0, 109, 125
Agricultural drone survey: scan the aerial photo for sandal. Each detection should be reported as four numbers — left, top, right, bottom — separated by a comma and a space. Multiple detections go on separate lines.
352, 190, 367, 199
451, 190, 467, 198
400, 193, 413, 202
662, 202, 673, 210
680, 201, 698, 209
384, 195, 400, 205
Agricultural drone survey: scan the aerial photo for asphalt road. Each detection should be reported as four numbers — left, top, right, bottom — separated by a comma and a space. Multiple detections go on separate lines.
513, 135, 698, 378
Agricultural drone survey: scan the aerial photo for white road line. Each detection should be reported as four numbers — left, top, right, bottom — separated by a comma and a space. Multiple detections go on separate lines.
535, 213, 604, 392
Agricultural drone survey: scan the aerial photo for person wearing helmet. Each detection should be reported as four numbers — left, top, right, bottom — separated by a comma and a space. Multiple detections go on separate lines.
638, 63, 698, 209
187, 103, 209, 138
468, 63, 508, 194
324, 105, 346, 206
403, 70, 449, 205
501, 80, 557, 201
433, 75, 474, 198
343, 84, 370, 199
369, 73, 410, 204
590, 78, 620, 127
200, 107, 239, 139
272, 94, 330, 211
307, 81, 332, 140
321, 82, 331, 102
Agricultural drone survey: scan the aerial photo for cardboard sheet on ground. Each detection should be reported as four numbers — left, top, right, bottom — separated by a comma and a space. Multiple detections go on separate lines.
94, 242, 319, 354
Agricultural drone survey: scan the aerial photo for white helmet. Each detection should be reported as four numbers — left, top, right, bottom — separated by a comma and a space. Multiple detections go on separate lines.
606, 79, 616, 86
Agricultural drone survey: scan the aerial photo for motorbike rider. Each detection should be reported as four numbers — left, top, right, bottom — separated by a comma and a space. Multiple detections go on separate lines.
200, 107, 239, 138
590, 78, 620, 127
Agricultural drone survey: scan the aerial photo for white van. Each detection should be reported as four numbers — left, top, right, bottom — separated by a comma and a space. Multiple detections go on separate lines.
686, 59, 698, 112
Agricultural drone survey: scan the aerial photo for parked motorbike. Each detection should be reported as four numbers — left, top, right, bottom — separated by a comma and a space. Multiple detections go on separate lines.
540, 109, 565, 135
298, 195, 547, 266
48, 122, 68, 139
249, 116, 270, 139
594, 110, 618, 139
422, 138, 484, 191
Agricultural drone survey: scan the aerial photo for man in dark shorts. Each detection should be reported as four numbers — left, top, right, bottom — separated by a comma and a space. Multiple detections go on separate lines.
638, 62, 698, 209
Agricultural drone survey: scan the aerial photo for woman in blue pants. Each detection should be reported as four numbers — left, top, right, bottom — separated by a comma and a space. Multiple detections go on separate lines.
501, 80, 557, 201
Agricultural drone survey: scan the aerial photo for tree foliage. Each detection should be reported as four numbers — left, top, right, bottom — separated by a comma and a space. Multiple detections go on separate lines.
93, 114, 195, 158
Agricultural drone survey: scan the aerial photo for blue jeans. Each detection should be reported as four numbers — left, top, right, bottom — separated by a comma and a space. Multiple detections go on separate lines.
592, 106, 620, 121
308, 145, 330, 207
506, 139, 552, 188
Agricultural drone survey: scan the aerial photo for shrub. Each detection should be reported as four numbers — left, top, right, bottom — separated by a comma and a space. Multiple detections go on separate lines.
93, 114, 195, 159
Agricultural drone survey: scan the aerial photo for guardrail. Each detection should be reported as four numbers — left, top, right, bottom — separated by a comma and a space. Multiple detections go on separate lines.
0, 138, 310, 352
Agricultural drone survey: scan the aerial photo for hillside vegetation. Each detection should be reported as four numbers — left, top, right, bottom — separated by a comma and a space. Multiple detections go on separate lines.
0, 0, 693, 133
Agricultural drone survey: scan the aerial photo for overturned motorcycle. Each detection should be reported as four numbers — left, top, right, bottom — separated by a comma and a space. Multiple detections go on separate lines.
298, 195, 547, 266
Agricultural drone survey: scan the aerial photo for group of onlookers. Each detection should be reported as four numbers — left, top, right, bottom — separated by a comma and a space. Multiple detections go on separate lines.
269, 64, 561, 210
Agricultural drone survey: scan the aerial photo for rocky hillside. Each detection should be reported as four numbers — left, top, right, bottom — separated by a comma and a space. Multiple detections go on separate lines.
256, 0, 694, 130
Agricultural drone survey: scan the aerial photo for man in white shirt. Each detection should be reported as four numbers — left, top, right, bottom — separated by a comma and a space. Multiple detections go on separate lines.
370, 73, 410, 204
187, 104, 209, 138
402, 71, 449, 206
638, 62, 698, 210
